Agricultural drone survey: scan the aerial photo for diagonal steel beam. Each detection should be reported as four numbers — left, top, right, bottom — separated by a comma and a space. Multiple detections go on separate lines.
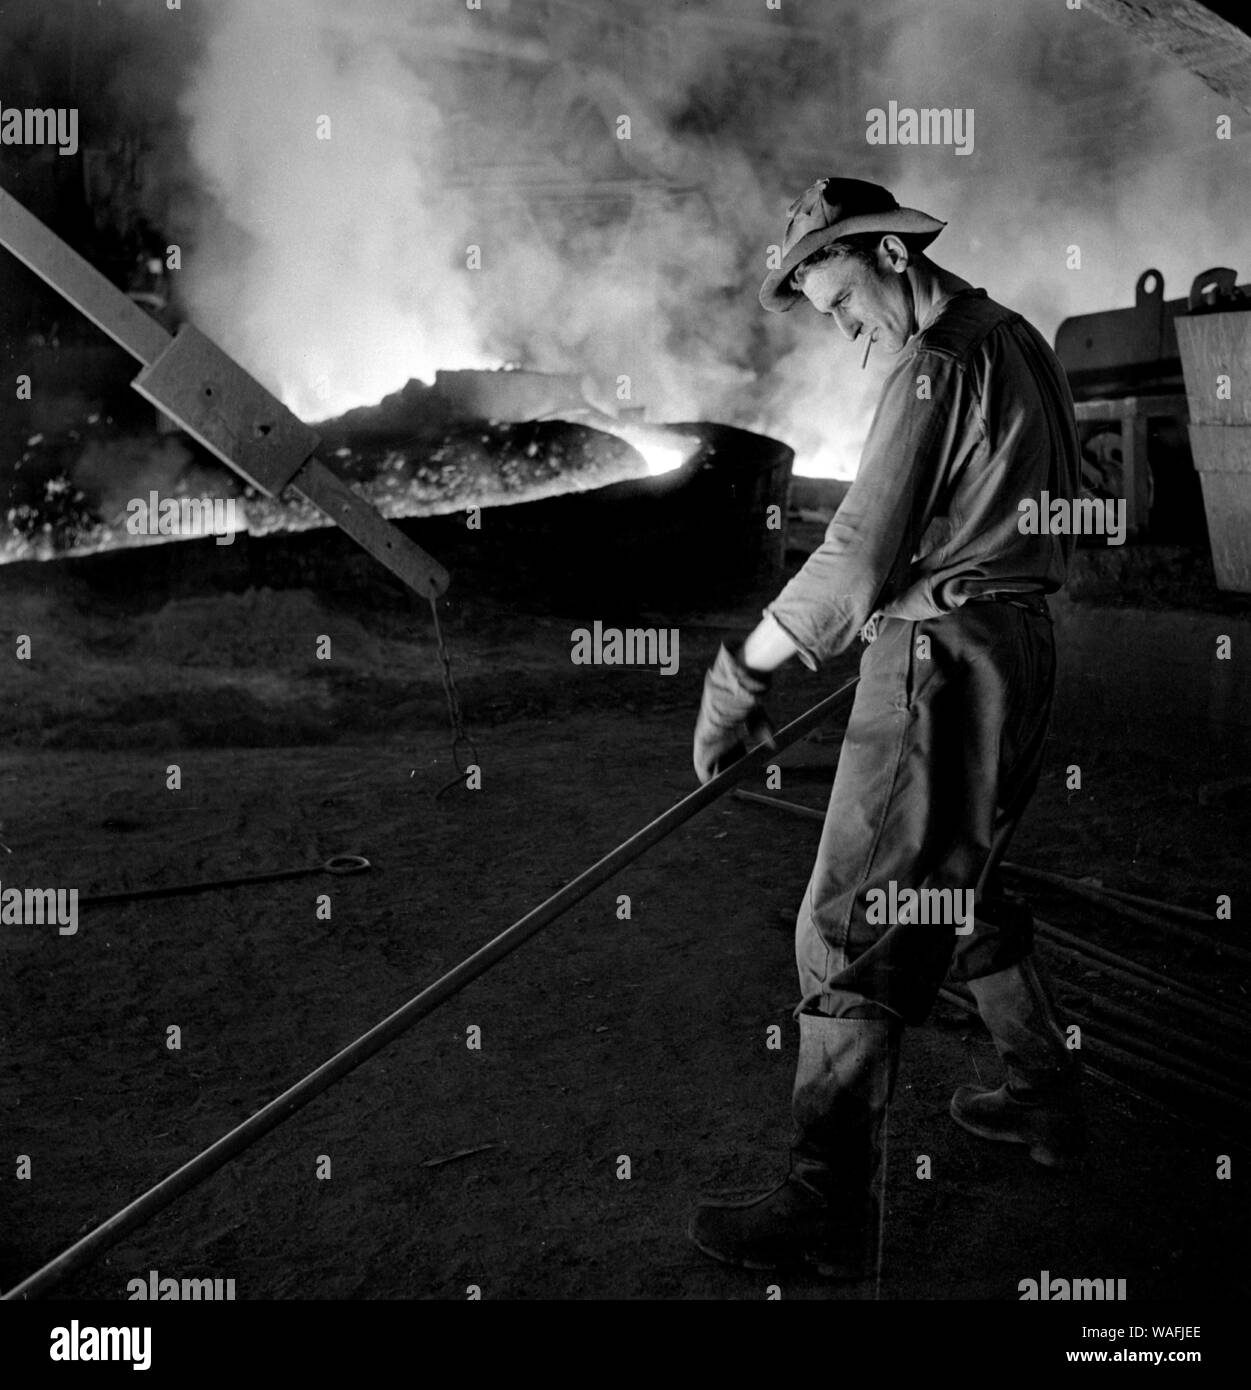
0, 187, 448, 598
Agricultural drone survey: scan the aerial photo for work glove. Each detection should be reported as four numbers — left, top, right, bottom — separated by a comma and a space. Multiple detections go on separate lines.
693, 643, 775, 785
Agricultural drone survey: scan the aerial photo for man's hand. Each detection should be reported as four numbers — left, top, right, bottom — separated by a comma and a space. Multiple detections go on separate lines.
693, 643, 776, 784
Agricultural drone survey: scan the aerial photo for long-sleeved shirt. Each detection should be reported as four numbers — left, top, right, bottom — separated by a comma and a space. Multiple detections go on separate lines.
767, 288, 1081, 669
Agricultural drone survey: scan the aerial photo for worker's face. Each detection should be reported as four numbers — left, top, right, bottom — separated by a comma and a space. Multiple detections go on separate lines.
796, 238, 914, 354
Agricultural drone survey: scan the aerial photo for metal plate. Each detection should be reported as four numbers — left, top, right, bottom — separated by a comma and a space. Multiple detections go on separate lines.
1, 192, 448, 601
288, 455, 449, 598
132, 325, 321, 497
0, 188, 170, 367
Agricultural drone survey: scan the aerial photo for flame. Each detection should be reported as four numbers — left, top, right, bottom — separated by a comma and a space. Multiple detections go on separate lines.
634, 435, 694, 477
607, 424, 698, 477
793, 436, 863, 481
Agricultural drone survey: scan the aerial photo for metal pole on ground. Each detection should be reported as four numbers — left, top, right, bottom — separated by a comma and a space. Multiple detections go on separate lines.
3, 676, 860, 1300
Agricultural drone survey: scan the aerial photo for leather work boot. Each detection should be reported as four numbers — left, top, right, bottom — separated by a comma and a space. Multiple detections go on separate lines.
688, 1015, 901, 1278
951, 956, 1086, 1168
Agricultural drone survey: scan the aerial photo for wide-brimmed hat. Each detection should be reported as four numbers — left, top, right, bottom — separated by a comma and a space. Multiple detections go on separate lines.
759, 177, 946, 312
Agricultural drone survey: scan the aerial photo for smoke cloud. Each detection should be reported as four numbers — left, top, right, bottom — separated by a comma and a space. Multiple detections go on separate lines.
176, 0, 491, 421
15, 0, 1251, 478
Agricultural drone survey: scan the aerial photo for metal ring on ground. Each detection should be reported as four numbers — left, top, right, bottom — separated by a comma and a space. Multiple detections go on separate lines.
324, 854, 372, 875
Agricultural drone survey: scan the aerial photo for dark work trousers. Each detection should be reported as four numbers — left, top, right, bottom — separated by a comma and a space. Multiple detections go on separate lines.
795, 598, 1056, 1025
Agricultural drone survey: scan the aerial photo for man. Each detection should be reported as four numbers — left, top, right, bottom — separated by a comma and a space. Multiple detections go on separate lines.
688, 177, 1084, 1279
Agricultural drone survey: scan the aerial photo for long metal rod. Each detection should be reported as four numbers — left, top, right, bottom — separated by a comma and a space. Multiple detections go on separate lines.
1035, 923, 1251, 1033
2, 677, 860, 1301
1036, 918, 1251, 1030
1003, 862, 1213, 924
0, 186, 169, 365
1058, 1002, 1251, 1121
1046, 975, 1251, 1086
737, 787, 1251, 1040
1003, 861, 1247, 961
939, 986, 1250, 1152
78, 854, 372, 908
732, 789, 827, 820
943, 982, 1251, 1125
734, 789, 1251, 977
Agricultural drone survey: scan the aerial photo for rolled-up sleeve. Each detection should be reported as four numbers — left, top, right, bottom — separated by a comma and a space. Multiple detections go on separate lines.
766, 347, 964, 668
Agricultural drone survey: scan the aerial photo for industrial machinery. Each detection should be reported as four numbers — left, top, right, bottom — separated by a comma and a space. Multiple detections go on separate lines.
1054, 267, 1251, 554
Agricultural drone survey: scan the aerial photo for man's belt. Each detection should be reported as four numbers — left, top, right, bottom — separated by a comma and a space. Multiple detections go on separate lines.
860, 590, 1050, 643
967, 590, 1051, 616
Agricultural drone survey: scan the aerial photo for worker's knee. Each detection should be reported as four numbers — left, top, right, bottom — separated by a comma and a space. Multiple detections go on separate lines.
805, 993, 901, 1023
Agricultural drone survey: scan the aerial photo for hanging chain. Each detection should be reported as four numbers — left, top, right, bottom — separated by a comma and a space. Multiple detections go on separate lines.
428, 592, 478, 798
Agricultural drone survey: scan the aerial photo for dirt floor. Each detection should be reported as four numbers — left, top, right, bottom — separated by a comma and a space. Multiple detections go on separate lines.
1, 520, 1248, 1302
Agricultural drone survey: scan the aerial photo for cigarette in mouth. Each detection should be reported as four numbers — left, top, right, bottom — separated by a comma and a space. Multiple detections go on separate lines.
861, 329, 877, 370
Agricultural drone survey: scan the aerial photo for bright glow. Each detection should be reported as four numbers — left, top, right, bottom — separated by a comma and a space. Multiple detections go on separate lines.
793, 437, 863, 480
610, 425, 698, 477
634, 434, 695, 476
279, 350, 500, 424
